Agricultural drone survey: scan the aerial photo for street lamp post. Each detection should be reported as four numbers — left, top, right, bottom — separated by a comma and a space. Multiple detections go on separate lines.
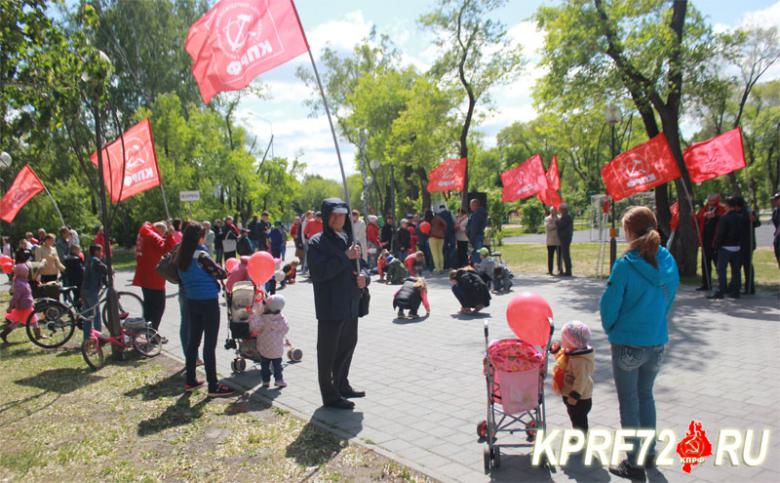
358, 129, 369, 217
605, 104, 620, 273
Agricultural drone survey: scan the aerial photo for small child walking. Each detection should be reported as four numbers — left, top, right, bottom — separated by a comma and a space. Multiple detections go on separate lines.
551, 321, 594, 432
249, 294, 289, 388
1, 254, 40, 343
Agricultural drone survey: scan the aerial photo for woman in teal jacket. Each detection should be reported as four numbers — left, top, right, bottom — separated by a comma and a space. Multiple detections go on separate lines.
600, 206, 679, 480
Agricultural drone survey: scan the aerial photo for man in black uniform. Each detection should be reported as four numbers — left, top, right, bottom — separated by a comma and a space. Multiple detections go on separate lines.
308, 198, 370, 410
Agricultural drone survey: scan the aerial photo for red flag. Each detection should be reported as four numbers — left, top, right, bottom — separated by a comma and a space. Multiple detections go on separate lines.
546, 155, 560, 190
501, 154, 548, 202
0, 165, 45, 223
90, 118, 161, 203
601, 133, 681, 202
427, 158, 467, 192
669, 201, 680, 232
185, 0, 309, 104
537, 188, 562, 208
683, 127, 746, 183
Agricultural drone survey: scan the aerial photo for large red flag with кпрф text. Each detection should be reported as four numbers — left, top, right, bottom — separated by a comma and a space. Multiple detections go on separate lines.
501, 154, 548, 202
0, 164, 45, 223
427, 157, 467, 192
601, 133, 681, 202
185, 0, 309, 104
683, 127, 746, 184
90, 118, 161, 203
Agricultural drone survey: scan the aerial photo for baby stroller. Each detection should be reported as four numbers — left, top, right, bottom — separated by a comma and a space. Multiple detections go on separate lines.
492, 264, 514, 294
224, 281, 261, 373
478, 318, 554, 473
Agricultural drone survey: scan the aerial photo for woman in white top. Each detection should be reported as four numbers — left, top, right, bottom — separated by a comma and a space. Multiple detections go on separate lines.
455, 208, 470, 268
544, 208, 562, 275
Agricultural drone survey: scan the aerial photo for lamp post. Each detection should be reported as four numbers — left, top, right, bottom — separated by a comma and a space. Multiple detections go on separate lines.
605, 104, 620, 273
358, 129, 369, 216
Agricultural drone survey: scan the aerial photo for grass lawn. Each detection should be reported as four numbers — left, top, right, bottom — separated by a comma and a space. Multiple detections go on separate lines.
0, 297, 428, 482
110, 248, 136, 271
500, 243, 779, 291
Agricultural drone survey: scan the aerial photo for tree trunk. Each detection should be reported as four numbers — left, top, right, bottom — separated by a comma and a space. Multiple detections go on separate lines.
417, 167, 431, 211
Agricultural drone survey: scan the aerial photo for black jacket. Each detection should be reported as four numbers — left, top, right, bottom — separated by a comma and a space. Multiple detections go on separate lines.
381, 223, 395, 248
467, 207, 487, 242
715, 211, 742, 248
556, 213, 573, 244
740, 209, 761, 252
396, 227, 411, 252
455, 269, 491, 308
308, 198, 369, 321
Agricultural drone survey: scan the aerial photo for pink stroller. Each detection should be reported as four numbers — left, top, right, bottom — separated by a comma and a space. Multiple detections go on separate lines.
478, 318, 554, 473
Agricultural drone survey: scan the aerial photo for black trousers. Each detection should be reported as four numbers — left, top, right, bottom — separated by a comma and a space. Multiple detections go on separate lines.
456, 240, 469, 267
741, 249, 755, 294
547, 245, 562, 274
317, 317, 358, 404
700, 245, 716, 289
563, 397, 592, 432
185, 298, 220, 391
141, 287, 166, 331
560, 242, 572, 275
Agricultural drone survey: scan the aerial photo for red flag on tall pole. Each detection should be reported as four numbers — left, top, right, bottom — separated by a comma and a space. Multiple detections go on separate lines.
90, 118, 162, 203
683, 127, 746, 183
546, 155, 560, 190
427, 157, 467, 192
501, 154, 548, 202
185, 0, 309, 104
0, 164, 45, 223
601, 133, 681, 202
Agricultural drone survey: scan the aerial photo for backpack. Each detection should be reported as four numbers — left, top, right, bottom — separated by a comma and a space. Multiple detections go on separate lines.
155, 244, 181, 284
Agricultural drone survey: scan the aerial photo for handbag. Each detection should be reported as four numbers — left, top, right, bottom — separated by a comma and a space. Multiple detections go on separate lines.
155, 245, 181, 284
358, 287, 370, 317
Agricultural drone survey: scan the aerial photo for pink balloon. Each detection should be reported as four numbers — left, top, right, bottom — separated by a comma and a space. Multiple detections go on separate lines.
274, 257, 282, 268
506, 292, 553, 347
225, 258, 240, 273
247, 251, 275, 286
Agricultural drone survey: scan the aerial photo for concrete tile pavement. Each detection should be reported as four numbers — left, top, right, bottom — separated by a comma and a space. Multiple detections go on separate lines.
113, 258, 780, 482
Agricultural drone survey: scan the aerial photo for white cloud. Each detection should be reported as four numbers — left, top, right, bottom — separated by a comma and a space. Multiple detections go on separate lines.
509, 20, 546, 62
307, 10, 373, 58
741, 1, 780, 29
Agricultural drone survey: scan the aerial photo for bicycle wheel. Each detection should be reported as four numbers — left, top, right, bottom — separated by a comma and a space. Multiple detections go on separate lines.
25, 299, 76, 349
132, 328, 161, 358
102, 291, 144, 325
81, 337, 105, 370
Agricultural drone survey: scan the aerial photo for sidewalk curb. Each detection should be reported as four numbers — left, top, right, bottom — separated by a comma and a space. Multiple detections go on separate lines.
160, 348, 448, 483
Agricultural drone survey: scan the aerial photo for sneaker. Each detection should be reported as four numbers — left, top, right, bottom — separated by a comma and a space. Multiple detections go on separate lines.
184, 380, 204, 392
609, 460, 646, 481
261, 381, 270, 388
196, 358, 204, 367
397, 309, 405, 318
695, 286, 710, 291
275, 380, 287, 388
208, 383, 236, 398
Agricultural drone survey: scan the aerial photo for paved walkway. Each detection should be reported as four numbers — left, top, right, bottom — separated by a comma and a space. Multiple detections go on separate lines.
114, 260, 780, 482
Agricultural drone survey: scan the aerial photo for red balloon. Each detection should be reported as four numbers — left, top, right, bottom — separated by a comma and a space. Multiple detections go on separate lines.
506, 292, 553, 347
247, 251, 275, 286
419, 221, 431, 235
0, 255, 12, 266
225, 257, 240, 273
1, 262, 12, 275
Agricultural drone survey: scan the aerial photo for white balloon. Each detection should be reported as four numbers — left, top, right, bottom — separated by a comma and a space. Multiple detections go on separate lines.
274, 270, 285, 282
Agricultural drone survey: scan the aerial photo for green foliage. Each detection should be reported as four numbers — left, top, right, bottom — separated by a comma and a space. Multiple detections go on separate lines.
521, 199, 544, 233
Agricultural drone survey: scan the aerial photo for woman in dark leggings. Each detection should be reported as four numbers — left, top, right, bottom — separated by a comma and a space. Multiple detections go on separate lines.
175, 223, 234, 398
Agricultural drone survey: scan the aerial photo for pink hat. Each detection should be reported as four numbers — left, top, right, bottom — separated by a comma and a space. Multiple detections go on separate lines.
561, 321, 591, 350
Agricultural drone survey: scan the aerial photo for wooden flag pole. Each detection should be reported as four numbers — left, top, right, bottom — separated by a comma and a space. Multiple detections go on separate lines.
42, 183, 66, 227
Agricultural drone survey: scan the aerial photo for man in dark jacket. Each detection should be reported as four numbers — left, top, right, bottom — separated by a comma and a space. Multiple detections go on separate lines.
556, 203, 574, 276
735, 197, 760, 294
709, 197, 743, 299
308, 198, 369, 410
466, 198, 487, 263
696, 194, 726, 290
436, 203, 456, 268
380, 214, 395, 254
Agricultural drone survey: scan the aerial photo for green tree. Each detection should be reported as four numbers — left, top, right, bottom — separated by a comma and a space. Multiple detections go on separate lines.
420, 0, 523, 209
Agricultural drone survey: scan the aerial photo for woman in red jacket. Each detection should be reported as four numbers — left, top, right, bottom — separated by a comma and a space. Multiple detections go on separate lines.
132, 221, 177, 336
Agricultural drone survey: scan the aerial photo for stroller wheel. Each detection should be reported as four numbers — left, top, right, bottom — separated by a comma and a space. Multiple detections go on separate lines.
492, 447, 501, 468
483, 447, 492, 474
231, 357, 246, 374
477, 420, 488, 439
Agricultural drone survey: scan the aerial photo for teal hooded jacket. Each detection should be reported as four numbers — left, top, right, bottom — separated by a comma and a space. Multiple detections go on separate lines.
600, 246, 679, 346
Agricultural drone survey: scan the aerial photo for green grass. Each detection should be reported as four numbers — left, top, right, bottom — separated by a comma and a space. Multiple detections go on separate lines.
109, 248, 136, 271
0, 298, 429, 483
500, 243, 779, 290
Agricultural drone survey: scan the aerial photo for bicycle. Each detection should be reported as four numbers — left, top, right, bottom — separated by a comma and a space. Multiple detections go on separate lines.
25, 286, 143, 349
81, 317, 161, 370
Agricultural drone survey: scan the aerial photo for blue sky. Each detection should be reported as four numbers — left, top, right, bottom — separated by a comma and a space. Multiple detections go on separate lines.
234, 0, 780, 180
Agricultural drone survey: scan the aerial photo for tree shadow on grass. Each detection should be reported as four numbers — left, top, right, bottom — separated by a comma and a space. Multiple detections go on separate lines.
125, 368, 186, 401
137, 392, 208, 437
286, 407, 364, 468
15, 367, 104, 394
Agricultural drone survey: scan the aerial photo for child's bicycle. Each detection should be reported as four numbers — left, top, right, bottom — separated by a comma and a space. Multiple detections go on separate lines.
26, 287, 143, 349
81, 317, 161, 370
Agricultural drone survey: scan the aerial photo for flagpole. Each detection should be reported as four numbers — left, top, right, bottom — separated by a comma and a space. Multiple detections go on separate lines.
677, 179, 711, 292
42, 184, 66, 227
159, 183, 171, 220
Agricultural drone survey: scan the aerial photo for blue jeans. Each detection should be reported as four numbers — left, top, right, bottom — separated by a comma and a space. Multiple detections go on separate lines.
179, 291, 190, 359
716, 248, 741, 295
471, 233, 484, 263
260, 356, 283, 383
612, 344, 665, 465
82, 290, 101, 340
